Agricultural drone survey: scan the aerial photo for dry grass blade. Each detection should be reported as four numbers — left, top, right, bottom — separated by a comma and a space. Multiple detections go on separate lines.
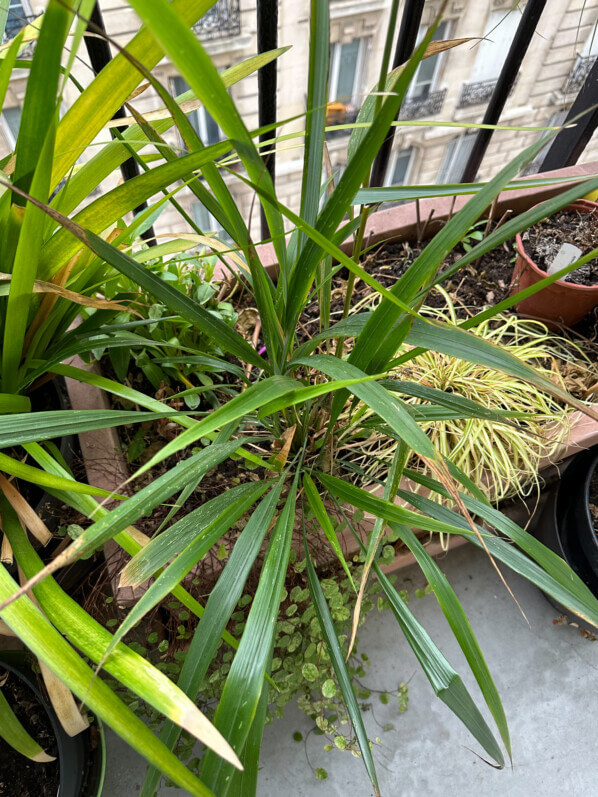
0, 272, 134, 313
1, 533, 13, 565
0, 474, 52, 545
16, 566, 90, 736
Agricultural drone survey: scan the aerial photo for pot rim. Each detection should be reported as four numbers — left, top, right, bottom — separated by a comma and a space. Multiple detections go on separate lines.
515, 199, 598, 294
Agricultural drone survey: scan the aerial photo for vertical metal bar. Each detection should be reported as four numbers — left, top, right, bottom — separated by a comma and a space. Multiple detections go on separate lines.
84, 2, 155, 244
539, 59, 598, 171
257, 0, 278, 240
370, 0, 425, 187
459, 0, 548, 184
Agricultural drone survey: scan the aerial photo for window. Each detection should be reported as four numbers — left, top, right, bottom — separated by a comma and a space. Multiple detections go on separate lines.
329, 38, 368, 106
437, 134, 476, 184
172, 76, 222, 146
192, 201, 232, 243
580, 23, 598, 58
5, 0, 32, 40
408, 20, 450, 100
384, 147, 414, 186
470, 9, 519, 84
522, 109, 569, 175
1, 106, 21, 148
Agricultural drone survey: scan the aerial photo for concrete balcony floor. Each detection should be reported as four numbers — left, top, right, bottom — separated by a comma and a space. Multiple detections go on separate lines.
103, 542, 598, 796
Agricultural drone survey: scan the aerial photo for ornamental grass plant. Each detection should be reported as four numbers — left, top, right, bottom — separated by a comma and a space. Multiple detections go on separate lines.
2, 3, 598, 796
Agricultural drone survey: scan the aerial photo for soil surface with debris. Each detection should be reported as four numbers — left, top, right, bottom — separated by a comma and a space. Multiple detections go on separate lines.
0, 670, 60, 797
521, 208, 598, 286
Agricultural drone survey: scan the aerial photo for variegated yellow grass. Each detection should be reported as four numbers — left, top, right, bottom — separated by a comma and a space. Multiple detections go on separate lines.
351, 292, 573, 506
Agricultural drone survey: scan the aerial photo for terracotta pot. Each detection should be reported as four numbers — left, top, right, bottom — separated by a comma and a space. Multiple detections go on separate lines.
510, 199, 598, 326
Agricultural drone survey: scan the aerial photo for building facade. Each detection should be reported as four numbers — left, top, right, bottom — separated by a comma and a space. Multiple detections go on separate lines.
1, 0, 598, 241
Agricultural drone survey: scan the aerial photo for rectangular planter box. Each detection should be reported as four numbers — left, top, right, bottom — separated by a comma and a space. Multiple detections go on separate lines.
65, 162, 598, 594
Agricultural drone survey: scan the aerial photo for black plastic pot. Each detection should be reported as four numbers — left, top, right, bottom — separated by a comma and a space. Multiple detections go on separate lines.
535, 445, 598, 621
0, 651, 106, 797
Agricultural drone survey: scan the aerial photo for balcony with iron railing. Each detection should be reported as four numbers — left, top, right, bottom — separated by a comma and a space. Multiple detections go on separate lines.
457, 78, 497, 109
563, 55, 597, 96
398, 88, 447, 120
324, 88, 447, 140
192, 0, 241, 41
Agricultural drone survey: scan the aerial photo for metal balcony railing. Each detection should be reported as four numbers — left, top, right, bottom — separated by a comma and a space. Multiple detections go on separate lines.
399, 88, 447, 120
563, 55, 597, 95
457, 78, 497, 109
193, 0, 241, 41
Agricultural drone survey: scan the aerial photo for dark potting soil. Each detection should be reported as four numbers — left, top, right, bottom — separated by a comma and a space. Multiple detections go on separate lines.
590, 467, 598, 537
521, 209, 598, 286
0, 670, 60, 797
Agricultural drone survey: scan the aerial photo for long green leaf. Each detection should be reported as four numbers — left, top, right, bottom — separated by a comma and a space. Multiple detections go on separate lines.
0, 686, 54, 762
121, 478, 267, 586
0, 450, 123, 498
404, 317, 591, 412
399, 480, 598, 627
295, 354, 437, 458
0, 564, 219, 795
0, 493, 239, 769
372, 560, 504, 767
304, 529, 381, 794
391, 523, 510, 757
50, 0, 217, 188
12, 0, 70, 193
0, 408, 181, 448
353, 174, 590, 204
297, 0, 329, 255
52, 45, 290, 219
127, 0, 288, 281
285, 16, 441, 332
201, 479, 297, 794
141, 479, 284, 797
303, 473, 355, 590
100, 481, 268, 664
1, 443, 257, 604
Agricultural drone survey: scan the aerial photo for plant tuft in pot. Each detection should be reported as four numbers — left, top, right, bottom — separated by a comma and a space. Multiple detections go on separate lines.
511, 200, 598, 326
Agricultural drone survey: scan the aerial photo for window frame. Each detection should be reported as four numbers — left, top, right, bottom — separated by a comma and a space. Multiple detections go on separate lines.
383, 146, 415, 187
5, 0, 33, 40
328, 37, 368, 107
1, 106, 22, 149
437, 133, 476, 184
469, 8, 520, 84
407, 20, 451, 100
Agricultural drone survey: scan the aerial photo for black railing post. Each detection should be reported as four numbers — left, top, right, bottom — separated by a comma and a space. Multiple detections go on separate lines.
84, 2, 155, 244
369, 0, 425, 187
257, 0, 278, 240
459, 0, 548, 184
539, 58, 598, 171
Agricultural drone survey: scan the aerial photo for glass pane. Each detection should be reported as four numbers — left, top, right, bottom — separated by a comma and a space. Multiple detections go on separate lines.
439, 134, 475, 184
3, 107, 21, 141
391, 149, 412, 185
6, 1, 27, 39
192, 202, 210, 231
471, 10, 519, 83
335, 39, 360, 102
411, 21, 448, 98
202, 108, 220, 146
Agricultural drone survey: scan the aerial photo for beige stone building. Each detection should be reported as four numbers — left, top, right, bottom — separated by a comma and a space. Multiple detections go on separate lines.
2, 0, 598, 241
